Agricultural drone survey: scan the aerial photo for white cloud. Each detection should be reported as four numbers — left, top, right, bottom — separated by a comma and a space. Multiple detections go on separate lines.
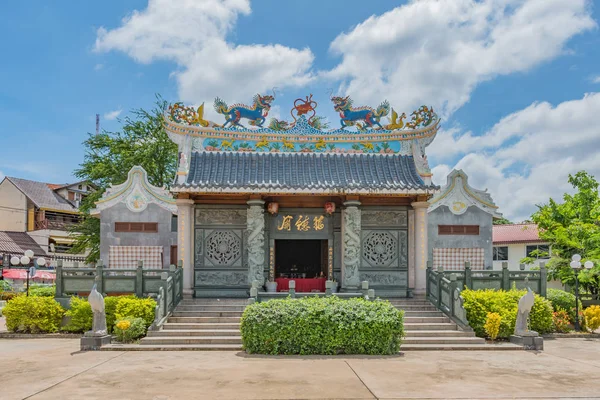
104, 109, 122, 120
94, 63, 104, 71
326, 0, 595, 117
430, 93, 600, 221
94, 0, 314, 119
592, 75, 600, 84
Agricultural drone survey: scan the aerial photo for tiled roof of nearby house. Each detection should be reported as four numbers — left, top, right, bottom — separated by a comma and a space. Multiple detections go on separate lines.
0, 231, 46, 256
6, 177, 78, 212
173, 152, 436, 194
492, 223, 545, 244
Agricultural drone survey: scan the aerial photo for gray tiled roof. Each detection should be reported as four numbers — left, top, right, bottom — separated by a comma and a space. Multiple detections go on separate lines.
7, 177, 77, 212
175, 152, 435, 193
0, 231, 47, 256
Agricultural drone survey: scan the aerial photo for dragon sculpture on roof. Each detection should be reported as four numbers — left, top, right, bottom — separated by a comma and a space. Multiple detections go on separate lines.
330, 95, 390, 130
213, 91, 276, 128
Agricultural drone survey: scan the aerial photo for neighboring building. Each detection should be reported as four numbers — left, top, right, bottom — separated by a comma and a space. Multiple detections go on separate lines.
428, 170, 501, 270
92, 166, 178, 269
0, 177, 92, 260
492, 223, 550, 270
165, 94, 440, 297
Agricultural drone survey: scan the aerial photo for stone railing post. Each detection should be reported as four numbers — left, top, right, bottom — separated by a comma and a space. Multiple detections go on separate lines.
136, 261, 144, 297
250, 280, 259, 302
361, 281, 369, 296
448, 275, 457, 316
367, 289, 375, 300
55, 260, 63, 297
436, 265, 443, 309
288, 280, 296, 297
95, 260, 104, 294
540, 262, 547, 297
177, 260, 184, 298
502, 262, 509, 290
426, 260, 432, 298
161, 272, 169, 313
325, 280, 333, 296
464, 261, 472, 290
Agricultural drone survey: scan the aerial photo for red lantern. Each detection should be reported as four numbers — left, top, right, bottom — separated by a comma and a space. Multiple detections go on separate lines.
324, 202, 335, 216
267, 202, 279, 215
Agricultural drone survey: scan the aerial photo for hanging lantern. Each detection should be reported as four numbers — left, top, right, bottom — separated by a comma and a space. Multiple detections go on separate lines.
267, 202, 279, 215
324, 202, 336, 216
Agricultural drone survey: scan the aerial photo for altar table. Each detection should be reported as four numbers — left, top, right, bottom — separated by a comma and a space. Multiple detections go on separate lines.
275, 278, 326, 292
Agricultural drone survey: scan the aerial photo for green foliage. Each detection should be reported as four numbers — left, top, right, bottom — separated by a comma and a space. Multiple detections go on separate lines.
104, 295, 125, 333
3, 296, 65, 333
462, 289, 554, 338
0, 280, 12, 292
114, 317, 147, 343
484, 312, 501, 340
493, 217, 512, 225
29, 284, 55, 297
115, 297, 156, 328
552, 309, 572, 333
61, 297, 93, 333
241, 297, 404, 355
584, 305, 600, 331
532, 171, 600, 294
69, 95, 178, 262
546, 288, 582, 324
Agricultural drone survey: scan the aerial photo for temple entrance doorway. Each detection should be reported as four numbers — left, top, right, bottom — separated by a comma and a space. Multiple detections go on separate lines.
274, 239, 328, 292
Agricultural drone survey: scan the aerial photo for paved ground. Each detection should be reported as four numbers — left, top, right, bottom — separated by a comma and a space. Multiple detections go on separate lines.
1, 338, 600, 400
0, 316, 6, 331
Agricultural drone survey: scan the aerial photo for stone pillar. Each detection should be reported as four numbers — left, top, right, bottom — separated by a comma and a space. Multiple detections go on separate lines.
341, 200, 361, 291
246, 200, 266, 287
176, 198, 194, 294
408, 209, 415, 296
412, 201, 429, 295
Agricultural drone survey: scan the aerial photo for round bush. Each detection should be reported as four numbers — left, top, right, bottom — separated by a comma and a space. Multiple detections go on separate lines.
113, 317, 146, 343
241, 296, 404, 355
547, 288, 582, 324
3, 295, 65, 333
61, 297, 93, 333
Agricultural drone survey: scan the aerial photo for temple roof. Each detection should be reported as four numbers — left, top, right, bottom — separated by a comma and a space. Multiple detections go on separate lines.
428, 169, 501, 218
171, 152, 436, 195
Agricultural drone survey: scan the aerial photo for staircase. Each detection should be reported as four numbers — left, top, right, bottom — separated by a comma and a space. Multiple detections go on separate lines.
102, 296, 521, 351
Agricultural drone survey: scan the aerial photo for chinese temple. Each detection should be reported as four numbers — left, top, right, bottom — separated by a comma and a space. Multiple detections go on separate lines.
165, 93, 440, 297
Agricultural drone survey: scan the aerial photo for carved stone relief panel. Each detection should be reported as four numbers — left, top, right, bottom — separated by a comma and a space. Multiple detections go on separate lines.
398, 230, 408, 268
195, 271, 247, 286
359, 271, 408, 286
362, 231, 398, 267
195, 209, 247, 226
361, 211, 408, 227
194, 228, 203, 267
204, 230, 242, 267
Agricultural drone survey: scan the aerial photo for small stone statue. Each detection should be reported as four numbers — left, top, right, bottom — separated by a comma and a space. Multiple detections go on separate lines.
87, 282, 107, 336
515, 287, 537, 336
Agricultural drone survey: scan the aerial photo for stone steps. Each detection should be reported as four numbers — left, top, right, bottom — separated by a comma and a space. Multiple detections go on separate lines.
162, 323, 241, 330
102, 343, 243, 351
402, 336, 485, 345
140, 336, 242, 345
168, 317, 242, 323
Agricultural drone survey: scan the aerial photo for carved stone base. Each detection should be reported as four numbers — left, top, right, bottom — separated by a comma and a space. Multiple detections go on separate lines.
80, 334, 111, 351
510, 334, 543, 351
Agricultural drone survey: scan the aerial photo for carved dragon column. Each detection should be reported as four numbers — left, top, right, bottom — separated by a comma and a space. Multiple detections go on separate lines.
341, 200, 361, 291
176, 198, 194, 294
411, 201, 429, 295
246, 200, 266, 287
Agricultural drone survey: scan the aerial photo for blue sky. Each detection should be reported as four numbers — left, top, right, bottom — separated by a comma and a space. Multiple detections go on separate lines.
1, 0, 599, 221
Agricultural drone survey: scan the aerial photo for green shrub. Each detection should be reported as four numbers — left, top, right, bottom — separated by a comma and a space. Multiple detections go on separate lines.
114, 317, 146, 343
462, 289, 554, 338
2, 296, 65, 333
61, 297, 93, 333
552, 309, 572, 333
29, 285, 55, 297
547, 288, 583, 324
104, 295, 125, 333
241, 296, 404, 355
0, 280, 12, 292
115, 297, 156, 328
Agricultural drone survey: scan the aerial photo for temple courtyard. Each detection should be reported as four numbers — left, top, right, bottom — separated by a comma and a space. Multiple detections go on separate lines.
1, 337, 599, 400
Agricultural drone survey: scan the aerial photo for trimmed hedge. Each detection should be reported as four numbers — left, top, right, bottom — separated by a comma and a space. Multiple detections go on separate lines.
61, 295, 156, 333
462, 289, 553, 338
241, 296, 404, 355
3, 296, 65, 333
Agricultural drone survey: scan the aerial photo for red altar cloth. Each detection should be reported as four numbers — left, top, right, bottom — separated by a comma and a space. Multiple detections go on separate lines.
275, 278, 326, 292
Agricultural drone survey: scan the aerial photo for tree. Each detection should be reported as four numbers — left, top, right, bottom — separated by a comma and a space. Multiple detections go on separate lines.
493, 217, 512, 225
69, 95, 178, 263
532, 171, 600, 295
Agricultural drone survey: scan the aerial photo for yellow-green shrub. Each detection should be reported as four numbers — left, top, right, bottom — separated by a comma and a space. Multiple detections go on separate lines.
3, 296, 65, 333
61, 297, 92, 333
584, 305, 600, 331
115, 297, 156, 328
462, 289, 553, 338
114, 317, 146, 343
484, 312, 501, 340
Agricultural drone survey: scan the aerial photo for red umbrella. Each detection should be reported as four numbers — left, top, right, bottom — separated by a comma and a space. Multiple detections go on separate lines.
1, 269, 56, 280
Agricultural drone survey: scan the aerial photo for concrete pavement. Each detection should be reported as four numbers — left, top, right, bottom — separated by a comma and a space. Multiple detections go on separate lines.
1, 338, 600, 400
